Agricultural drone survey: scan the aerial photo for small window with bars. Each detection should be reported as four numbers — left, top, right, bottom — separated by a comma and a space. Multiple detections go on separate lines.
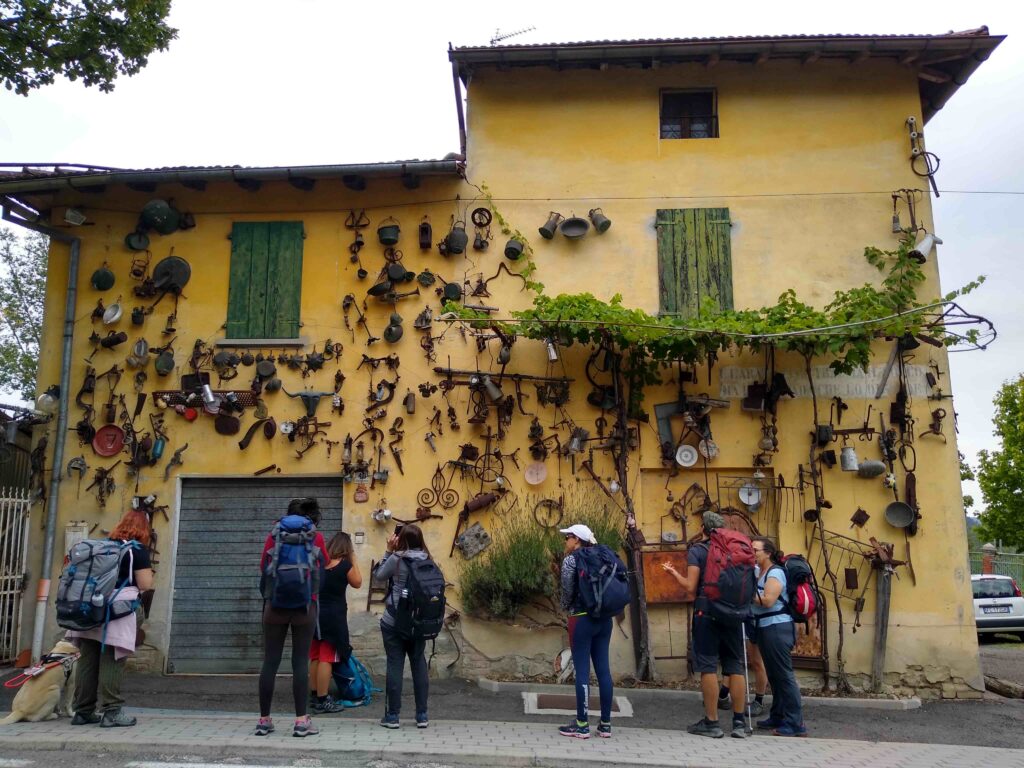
660, 90, 718, 139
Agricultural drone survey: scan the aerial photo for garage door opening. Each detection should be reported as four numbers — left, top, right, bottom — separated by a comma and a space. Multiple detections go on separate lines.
167, 476, 342, 674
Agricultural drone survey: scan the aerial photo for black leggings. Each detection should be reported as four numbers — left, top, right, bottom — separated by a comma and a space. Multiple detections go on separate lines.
259, 620, 315, 717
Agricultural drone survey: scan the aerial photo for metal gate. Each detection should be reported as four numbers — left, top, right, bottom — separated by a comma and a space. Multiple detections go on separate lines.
167, 477, 342, 674
0, 487, 31, 664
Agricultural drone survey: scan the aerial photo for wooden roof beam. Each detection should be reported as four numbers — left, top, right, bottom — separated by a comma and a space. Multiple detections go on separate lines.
802, 50, 821, 66
850, 50, 871, 65
918, 66, 953, 84
705, 53, 720, 69
900, 51, 920, 66
755, 51, 770, 66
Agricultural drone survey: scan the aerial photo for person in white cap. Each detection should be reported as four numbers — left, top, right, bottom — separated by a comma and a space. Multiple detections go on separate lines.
556, 523, 613, 739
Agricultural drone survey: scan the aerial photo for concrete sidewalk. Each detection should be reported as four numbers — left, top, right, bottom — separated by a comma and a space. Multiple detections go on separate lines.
0, 709, 1023, 768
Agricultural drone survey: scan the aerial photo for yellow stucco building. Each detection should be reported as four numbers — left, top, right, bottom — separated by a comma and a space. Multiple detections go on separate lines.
0, 29, 1003, 698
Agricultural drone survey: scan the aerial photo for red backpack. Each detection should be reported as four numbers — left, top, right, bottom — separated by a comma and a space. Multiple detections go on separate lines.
701, 528, 757, 626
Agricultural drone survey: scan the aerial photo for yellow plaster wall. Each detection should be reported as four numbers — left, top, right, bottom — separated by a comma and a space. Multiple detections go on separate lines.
27, 55, 980, 690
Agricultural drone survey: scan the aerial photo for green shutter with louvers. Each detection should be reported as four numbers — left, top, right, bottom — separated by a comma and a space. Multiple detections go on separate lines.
656, 208, 733, 318
226, 222, 304, 339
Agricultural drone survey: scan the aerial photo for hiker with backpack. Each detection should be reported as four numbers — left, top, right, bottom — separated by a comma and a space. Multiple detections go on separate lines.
256, 497, 329, 737
557, 523, 630, 740
661, 511, 755, 739
750, 537, 806, 737
62, 509, 154, 728
309, 531, 362, 714
375, 523, 445, 729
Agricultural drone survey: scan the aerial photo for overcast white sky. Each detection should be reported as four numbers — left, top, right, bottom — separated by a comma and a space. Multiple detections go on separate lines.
0, 0, 1021, 511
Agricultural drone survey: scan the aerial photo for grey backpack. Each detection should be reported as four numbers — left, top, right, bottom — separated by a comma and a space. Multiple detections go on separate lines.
55, 540, 140, 631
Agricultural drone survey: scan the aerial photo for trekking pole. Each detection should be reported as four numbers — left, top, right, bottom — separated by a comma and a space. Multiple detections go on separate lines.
741, 622, 753, 734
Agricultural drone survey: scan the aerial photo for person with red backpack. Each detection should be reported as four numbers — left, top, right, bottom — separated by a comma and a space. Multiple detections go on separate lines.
750, 537, 806, 737
662, 511, 755, 739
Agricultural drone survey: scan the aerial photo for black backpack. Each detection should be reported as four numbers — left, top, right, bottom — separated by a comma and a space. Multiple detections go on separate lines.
391, 556, 446, 641
575, 545, 632, 620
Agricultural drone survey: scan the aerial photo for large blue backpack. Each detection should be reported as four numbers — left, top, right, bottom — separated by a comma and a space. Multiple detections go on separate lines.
575, 544, 631, 620
261, 515, 321, 610
331, 654, 381, 708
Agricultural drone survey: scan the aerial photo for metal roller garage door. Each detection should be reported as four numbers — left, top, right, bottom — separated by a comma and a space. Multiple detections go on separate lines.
168, 476, 342, 673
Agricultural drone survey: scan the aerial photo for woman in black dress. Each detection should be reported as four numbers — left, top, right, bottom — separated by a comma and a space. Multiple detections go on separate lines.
310, 531, 362, 713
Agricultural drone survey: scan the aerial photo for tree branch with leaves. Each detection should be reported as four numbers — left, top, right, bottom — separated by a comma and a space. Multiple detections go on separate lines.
0, 228, 48, 399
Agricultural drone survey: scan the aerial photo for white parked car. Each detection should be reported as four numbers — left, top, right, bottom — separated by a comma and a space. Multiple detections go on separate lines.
972, 574, 1024, 639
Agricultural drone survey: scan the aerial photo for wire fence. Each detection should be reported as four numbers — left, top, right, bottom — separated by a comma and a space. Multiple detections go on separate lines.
970, 551, 1024, 585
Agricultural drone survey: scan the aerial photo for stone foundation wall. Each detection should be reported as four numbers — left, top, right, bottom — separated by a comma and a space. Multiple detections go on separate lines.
836, 666, 985, 700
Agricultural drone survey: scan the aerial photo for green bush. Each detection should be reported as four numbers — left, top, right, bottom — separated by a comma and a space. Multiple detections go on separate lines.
458, 490, 627, 622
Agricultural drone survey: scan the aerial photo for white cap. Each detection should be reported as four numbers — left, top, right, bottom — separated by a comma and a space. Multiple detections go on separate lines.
559, 523, 597, 544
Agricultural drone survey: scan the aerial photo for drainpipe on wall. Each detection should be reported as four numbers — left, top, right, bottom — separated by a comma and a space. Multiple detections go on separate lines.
2, 198, 81, 661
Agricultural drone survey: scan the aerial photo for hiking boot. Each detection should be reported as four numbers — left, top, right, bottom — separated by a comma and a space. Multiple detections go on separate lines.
254, 716, 274, 736
772, 724, 808, 737
71, 711, 101, 725
379, 712, 400, 729
597, 721, 612, 738
558, 720, 590, 739
748, 699, 764, 716
293, 716, 319, 737
757, 716, 783, 730
99, 708, 136, 728
312, 697, 344, 714
731, 715, 750, 739
415, 711, 429, 729
687, 717, 724, 739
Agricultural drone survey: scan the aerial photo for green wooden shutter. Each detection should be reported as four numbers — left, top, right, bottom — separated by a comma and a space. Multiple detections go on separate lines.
656, 208, 733, 318
226, 222, 304, 338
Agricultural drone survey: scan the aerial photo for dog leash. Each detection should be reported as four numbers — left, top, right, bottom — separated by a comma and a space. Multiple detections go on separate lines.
4, 652, 79, 689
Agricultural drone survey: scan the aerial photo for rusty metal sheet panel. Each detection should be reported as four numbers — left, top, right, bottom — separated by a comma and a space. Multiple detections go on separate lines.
640, 549, 691, 605
167, 476, 342, 674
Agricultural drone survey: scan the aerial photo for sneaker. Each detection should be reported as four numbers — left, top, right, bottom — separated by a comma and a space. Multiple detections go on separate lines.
731, 716, 750, 739
717, 694, 731, 710
415, 711, 429, 729
558, 720, 590, 739
757, 716, 783, 730
254, 716, 274, 736
379, 712, 400, 729
293, 716, 319, 737
312, 697, 344, 714
70, 711, 101, 725
687, 717, 724, 739
749, 699, 764, 716
772, 724, 808, 737
597, 721, 612, 739
99, 708, 136, 728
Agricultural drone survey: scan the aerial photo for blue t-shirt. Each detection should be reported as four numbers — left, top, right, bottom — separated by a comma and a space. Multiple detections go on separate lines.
753, 564, 792, 627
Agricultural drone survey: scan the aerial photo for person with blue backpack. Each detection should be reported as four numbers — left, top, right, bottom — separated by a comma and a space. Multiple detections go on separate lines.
750, 537, 806, 737
557, 523, 631, 740
255, 498, 329, 738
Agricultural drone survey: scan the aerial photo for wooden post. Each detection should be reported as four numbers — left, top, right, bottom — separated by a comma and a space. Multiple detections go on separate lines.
871, 565, 893, 692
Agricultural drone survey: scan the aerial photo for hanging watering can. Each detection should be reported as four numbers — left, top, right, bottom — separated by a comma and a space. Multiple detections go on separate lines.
377, 217, 401, 245
90, 263, 116, 291
446, 221, 469, 255
559, 215, 590, 239
538, 212, 563, 239
589, 208, 612, 234
840, 445, 859, 472
504, 239, 524, 260
140, 199, 181, 235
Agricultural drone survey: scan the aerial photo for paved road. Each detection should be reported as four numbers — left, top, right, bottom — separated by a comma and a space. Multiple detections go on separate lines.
0, 711, 1023, 768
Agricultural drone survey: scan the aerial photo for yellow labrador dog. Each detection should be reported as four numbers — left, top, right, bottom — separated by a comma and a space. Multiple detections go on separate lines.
1, 641, 79, 724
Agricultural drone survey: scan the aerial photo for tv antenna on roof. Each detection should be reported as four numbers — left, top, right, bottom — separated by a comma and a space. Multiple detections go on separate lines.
490, 26, 536, 46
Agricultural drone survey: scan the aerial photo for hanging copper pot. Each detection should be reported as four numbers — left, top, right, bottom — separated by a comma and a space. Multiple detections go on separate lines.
377, 217, 401, 245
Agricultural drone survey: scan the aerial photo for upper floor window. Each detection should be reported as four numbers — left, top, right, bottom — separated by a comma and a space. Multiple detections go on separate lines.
660, 90, 718, 139
225, 221, 304, 339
